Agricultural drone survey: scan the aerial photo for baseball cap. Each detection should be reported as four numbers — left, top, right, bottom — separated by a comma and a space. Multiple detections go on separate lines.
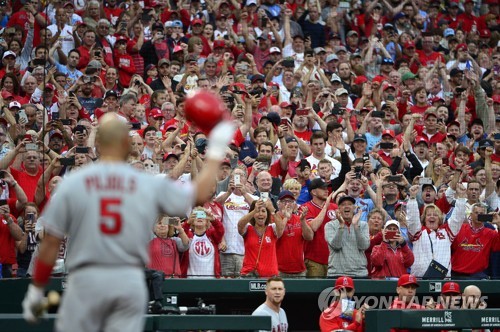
162, 153, 179, 162
63, 1, 75, 7
334, 276, 354, 290
444, 28, 455, 38
326, 54, 339, 63
338, 195, 356, 205
354, 75, 368, 85
479, 29, 491, 38
152, 22, 164, 31
382, 129, 395, 138
280, 101, 292, 108
398, 274, 419, 287
270, 46, 281, 54
158, 58, 170, 66
456, 43, 468, 52
414, 136, 429, 147
278, 190, 295, 201
335, 46, 347, 54
404, 41, 416, 49
191, 18, 204, 25
260, 111, 281, 127
335, 88, 349, 96
430, 96, 445, 104
172, 20, 183, 28
353, 133, 367, 142
449, 0, 459, 7
88, 60, 102, 70
298, 158, 311, 171
8, 101, 21, 109
346, 30, 358, 37
393, 12, 405, 21
422, 183, 437, 193
424, 112, 437, 120
383, 23, 395, 30
308, 178, 328, 191
251, 74, 265, 83
383, 84, 396, 91
442, 282, 461, 295
384, 219, 400, 229
2, 50, 16, 59
149, 108, 163, 119
45, 83, 55, 91
285, 136, 297, 144
213, 40, 226, 49
1, 91, 13, 99
331, 74, 341, 83
401, 72, 416, 82
479, 139, 493, 148
314, 47, 326, 54
104, 90, 118, 99
49, 130, 63, 139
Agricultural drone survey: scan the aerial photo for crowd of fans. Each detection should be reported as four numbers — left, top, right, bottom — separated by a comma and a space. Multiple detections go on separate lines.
0, 0, 499, 280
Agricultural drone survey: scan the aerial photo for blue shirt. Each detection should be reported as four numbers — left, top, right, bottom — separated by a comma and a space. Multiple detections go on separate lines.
365, 133, 382, 152
56, 63, 83, 89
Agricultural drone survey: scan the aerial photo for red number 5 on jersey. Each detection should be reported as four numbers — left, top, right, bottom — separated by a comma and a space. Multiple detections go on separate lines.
100, 198, 122, 235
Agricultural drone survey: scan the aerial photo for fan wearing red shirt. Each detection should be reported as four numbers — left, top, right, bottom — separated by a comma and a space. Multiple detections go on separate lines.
319, 277, 366, 332
0, 204, 23, 278
113, 37, 136, 88
275, 191, 307, 277
237, 199, 286, 278
457, 0, 479, 33
415, 112, 446, 145
7, 2, 47, 46
451, 203, 500, 279
301, 178, 338, 278
389, 274, 426, 332
416, 34, 444, 68
409, 86, 430, 115
77, 30, 97, 70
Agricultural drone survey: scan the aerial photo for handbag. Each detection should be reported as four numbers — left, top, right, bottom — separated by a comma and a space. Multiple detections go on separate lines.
422, 232, 448, 279
248, 229, 265, 278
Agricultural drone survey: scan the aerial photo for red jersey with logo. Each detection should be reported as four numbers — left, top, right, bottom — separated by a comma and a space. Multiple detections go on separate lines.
241, 224, 279, 277
114, 53, 136, 88
148, 237, 182, 277
302, 201, 337, 265
276, 214, 306, 274
319, 301, 363, 332
0, 214, 18, 264
451, 223, 500, 274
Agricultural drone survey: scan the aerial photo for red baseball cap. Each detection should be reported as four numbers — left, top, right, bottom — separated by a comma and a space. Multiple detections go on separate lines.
447, 120, 460, 128
1, 90, 13, 99
45, 83, 55, 91
280, 101, 292, 108
414, 136, 429, 147
149, 108, 163, 119
456, 43, 468, 52
383, 84, 396, 91
382, 129, 395, 138
334, 276, 354, 290
430, 96, 444, 104
397, 274, 419, 287
372, 75, 386, 84
213, 40, 226, 49
192, 18, 204, 25
424, 112, 438, 120
480, 29, 491, 38
442, 282, 461, 295
354, 75, 368, 85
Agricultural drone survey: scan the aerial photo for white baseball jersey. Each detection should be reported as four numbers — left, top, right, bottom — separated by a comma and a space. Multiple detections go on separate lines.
187, 233, 215, 278
40, 163, 195, 272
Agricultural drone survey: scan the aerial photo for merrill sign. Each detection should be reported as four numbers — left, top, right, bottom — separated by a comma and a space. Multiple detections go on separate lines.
421, 311, 455, 328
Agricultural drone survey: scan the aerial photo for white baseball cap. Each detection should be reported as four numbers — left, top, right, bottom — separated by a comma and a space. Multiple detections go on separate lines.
2, 50, 16, 59
8, 101, 21, 109
269, 46, 281, 54
384, 220, 400, 229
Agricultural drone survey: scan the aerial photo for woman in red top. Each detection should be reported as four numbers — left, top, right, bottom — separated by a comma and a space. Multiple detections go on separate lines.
370, 220, 414, 279
237, 199, 286, 278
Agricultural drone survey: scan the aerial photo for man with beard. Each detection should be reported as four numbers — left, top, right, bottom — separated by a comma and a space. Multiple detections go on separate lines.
140, 23, 170, 69
325, 195, 369, 277
301, 179, 337, 277
359, 112, 384, 152
416, 112, 446, 145
283, 9, 305, 66
52, 49, 82, 89
337, 62, 353, 93
292, 109, 313, 142
448, 68, 464, 91
252, 277, 288, 332
306, 131, 342, 180
343, 172, 377, 222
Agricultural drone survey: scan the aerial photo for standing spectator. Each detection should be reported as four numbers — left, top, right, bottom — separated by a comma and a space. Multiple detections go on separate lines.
370, 220, 414, 279
301, 179, 337, 277
407, 184, 467, 278
181, 207, 224, 278
0, 199, 23, 278
47, 8, 74, 56
216, 168, 258, 277
276, 191, 308, 277
16, 203, 39, 277
324, 196, 370, 277
238, 199, 285, 278
252, 277, 288, 332
148, 215, 189, 278
113, 36, 136, 88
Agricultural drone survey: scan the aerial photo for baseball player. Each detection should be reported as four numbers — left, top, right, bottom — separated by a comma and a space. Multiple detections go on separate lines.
22, 113, 234, 332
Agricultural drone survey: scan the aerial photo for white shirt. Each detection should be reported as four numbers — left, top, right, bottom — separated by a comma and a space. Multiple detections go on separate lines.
252, 303, 288, 332
187, 232, 215, 278
47, 24, 75, 56
306, 155, 342, 180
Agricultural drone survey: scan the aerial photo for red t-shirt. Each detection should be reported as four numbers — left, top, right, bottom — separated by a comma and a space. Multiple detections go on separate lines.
302, 201, 337, 265
416, 50, 444, 68
451, 223, 500, 274
9, 166, 43, 202
294, 129, 312, 143
319, 301, 363, 332
76, 45, 92, 70
0, 214, 18, 265
148, 237, 182, 277
241, 224, 278, 277
7, 10, 47, 46
114, 53, 136, 88
276, 214, 306, 274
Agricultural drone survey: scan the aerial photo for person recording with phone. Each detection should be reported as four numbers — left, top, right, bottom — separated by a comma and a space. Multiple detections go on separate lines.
0, 198, 23, 278
370, 220, 414, 279
148, 215, 189, 278
180, 207, 224, 278
16, 203, 40, 277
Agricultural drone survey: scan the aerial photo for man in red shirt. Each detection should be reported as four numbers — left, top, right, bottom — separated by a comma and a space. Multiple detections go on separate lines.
77, 30, 97, 70
7, 1, 47, 46
319, 276, 366, 332
436, 282, 461, 309
416, 112, 446, 144
301, 179, 337, 278
451, 202, 500, 279
389, 274, 425, 332
457, 0, 479, 33
417, 34, 444, 68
